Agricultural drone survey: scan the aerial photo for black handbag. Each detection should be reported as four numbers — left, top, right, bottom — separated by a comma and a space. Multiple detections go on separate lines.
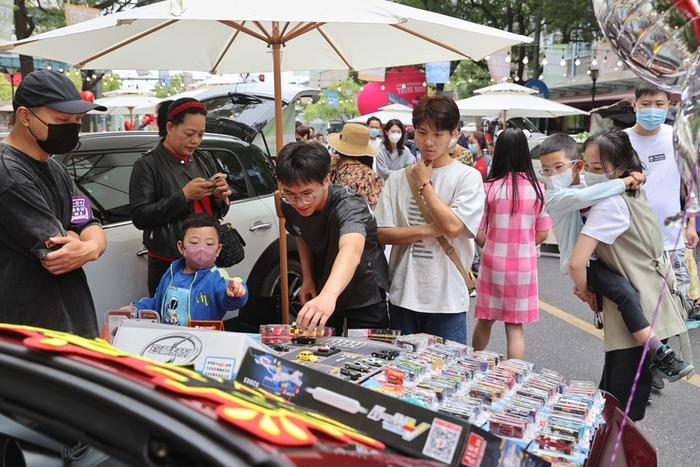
216, 223, 246, 268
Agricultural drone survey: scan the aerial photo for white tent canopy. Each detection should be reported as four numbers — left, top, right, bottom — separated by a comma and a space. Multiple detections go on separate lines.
349, 102, 414, 126
473, 82, 537, 94
93, 89, 160, 116
456, 82, 587, 119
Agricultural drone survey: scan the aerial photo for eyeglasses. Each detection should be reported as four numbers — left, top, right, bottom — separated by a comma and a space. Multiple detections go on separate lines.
280, 185, 325, 206
539, 160, 575, 177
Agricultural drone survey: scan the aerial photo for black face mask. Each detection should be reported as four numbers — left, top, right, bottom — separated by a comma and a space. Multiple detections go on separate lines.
28, 109, 80, 155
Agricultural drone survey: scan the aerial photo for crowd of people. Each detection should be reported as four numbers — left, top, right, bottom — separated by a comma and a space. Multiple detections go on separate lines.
1, 69, 697, 424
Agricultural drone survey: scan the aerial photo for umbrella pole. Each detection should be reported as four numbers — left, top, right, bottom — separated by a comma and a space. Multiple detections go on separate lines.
272, 22, 290, 324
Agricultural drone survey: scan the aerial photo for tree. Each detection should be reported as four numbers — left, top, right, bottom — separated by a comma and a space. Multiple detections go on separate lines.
303, 79, 361, 124
153, 74, 185, 98
397, 0, 598, 82
443, 60, 492, 99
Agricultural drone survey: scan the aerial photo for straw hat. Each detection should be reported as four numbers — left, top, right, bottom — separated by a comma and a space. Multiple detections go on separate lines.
327, 123, 378, 157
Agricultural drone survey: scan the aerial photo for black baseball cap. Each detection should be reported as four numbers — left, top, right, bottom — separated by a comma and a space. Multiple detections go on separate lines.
12, 69, 107, 114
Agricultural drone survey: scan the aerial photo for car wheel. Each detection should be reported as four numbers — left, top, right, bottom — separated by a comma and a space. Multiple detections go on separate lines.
259, 259, 304, 322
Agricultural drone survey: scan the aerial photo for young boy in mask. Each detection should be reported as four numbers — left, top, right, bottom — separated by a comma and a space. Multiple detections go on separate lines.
540, 134, 691, 382
133, 213, 247, 326
625, 83, 700, 320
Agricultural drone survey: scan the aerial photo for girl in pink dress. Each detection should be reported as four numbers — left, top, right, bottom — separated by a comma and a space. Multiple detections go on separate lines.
472, 129, 551, 359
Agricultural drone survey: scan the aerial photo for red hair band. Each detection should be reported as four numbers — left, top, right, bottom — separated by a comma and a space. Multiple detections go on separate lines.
167, 101, 208, 121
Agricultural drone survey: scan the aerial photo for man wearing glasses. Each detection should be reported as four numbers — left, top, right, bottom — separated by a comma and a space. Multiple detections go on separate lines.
276, 142, 389, 333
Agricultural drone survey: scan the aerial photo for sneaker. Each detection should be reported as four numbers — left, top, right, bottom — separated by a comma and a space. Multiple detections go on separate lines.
688, 303, 700, 321
651, 372, 665, 391
651, 347, 694, 383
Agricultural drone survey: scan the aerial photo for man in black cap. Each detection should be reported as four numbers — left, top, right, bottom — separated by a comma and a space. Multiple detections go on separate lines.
0, 69, 108, 337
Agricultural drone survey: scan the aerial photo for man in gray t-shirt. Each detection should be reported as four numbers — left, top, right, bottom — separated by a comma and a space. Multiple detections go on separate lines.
277, 142, 389, 333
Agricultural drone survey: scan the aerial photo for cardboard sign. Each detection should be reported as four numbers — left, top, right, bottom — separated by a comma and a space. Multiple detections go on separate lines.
112, 321, 264, 379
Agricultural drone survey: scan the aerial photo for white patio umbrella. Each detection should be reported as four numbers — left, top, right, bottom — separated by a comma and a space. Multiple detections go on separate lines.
93, 90, 161, 120
473, 82, 537, 95
349, 103, 414, 126
1, 0, 530, 323
456, 86, 587, 119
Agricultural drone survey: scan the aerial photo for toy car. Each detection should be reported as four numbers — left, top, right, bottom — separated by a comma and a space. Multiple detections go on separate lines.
296, 351, 318, 363
363, 357, 384, 367
340, 367, 362, 381
313, 345, 340, 356
270, 343, 289, 352
384, 368, 404, 385
291, 336, 316, 345
371, 349, 400, 360
344, 362, 369, 373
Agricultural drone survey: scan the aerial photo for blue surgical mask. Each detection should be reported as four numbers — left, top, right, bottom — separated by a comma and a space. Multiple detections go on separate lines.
468, 143, 478, 155
369, 128, 381, 138
636, 108, 667, 131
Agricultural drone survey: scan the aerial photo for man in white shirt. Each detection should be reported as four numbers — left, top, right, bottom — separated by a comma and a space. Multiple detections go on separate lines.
375, 95, 484, 344
625, 82, 700, 391
624, 82, 699, 316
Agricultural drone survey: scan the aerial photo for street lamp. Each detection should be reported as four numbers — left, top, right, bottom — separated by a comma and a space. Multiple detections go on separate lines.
1, 66, 18, 100
589, 65, 599, 108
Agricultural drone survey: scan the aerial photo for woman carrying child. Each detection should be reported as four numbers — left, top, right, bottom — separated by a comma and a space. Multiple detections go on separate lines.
569, 128, 692, 421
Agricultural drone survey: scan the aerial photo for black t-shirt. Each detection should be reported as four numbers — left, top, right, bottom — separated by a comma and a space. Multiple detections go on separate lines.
0, 144, 99, 338
282, 185, 389, 310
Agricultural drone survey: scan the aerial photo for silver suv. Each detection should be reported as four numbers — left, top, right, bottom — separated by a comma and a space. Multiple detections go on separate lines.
55, 131, 301, 331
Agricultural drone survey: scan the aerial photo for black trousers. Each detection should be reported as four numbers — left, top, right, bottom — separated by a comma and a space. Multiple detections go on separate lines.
600, 345, 653, 421
147, 256, 173, 297
587, 259, 650, 333
326, 290, 389, 335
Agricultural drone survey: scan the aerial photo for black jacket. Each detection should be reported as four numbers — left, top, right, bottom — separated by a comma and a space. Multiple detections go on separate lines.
129, 143, 229, 259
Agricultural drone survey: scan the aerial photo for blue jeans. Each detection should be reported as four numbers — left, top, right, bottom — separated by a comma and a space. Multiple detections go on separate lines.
389, 303, 467, 344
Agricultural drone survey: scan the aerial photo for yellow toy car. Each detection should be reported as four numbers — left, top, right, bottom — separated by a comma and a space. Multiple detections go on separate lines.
297, 351, 318, 363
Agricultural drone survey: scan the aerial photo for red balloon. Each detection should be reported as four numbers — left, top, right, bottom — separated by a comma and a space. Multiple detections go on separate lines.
141, 113, 156, 126
80, 90, 95, 103
357, 81, 388, 115
124, 121, 135, 131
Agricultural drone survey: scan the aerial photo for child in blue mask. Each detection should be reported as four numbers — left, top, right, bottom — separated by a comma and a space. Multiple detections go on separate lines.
133, 213, 247, 326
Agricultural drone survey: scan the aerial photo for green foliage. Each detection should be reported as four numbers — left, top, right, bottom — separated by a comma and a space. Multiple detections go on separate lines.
0, 74, 13, 100
102, 73, 122, 92
153, 74, 185, 98
303, 79, 360, 123
444, 60, 492, 99
65, 69, 83, 91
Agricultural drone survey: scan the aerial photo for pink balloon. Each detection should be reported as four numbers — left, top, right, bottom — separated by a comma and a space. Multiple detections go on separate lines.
357, 81, 388, 115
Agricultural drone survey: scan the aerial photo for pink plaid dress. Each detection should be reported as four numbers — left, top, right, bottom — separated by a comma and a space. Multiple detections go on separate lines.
474, 173, 551, 323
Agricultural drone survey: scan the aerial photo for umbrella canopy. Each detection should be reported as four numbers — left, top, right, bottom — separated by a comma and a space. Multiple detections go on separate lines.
1, 0, 530, 323
349, 102, 414, 126
456, 93, 588, 119
473, 82, 537, 95
1, 0, 529, 73
93, 90, 161, 116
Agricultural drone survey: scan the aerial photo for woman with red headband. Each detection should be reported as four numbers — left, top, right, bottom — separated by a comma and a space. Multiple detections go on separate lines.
129, 97, 231, 295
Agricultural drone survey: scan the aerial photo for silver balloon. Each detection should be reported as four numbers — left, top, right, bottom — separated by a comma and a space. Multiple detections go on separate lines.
674, 55, 700, 211
593, 0, 700, 93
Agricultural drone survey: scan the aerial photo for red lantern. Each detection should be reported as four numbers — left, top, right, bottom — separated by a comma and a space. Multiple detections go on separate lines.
80, 90, 95, 103
124, 121, 135, 131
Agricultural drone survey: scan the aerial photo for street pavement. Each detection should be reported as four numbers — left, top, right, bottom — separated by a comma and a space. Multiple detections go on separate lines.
467, 255, 700, 467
